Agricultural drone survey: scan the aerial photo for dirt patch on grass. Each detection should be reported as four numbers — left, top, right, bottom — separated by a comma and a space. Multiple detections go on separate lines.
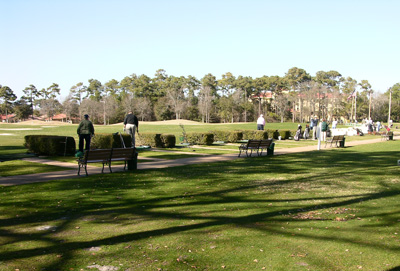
13, 120, 73, 126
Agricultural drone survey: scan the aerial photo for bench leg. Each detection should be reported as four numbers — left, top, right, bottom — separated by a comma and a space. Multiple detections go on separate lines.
108, 162, 112, 173
247, 149, 252, 157
78, 163, 88, 176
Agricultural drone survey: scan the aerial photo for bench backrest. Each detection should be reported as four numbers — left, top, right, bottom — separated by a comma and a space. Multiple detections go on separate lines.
247, 140, 261, 148
330, 135, 339, 141
111, 148, 135, 160
259, 139, 272, 148
84, 149, 112, 162
337, 135, 344, 140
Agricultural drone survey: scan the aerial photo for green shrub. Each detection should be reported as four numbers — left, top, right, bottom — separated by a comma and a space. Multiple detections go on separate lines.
273, 130, 280, 139
24, 135, 76, 156
241, 130, 268, 140
279, 130, 291, 140
186, 132, 214, 145
160, 134, 176, 148
90, 134, 113, 149
211, 130, 242, 143
228, 131, 243, 142
138, 133, 163, 147
90, 133, 132, 149
265, 129, 280, 139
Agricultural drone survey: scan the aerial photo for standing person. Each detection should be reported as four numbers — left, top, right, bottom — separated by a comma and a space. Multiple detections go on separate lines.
312, 115, 319, 140
321, 119, 329, 142
257, 114, 265, 130
77, 114, 95, 153
124, 111, 139, 147
294, 124, 302, 141
303, 124, 310, 139
368, 118, 374, 134
376, 120, 381, 131
332, 118, 338, 129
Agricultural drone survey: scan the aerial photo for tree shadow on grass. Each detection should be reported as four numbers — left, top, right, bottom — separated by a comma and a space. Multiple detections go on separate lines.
0, 149, 399, 269
0, 145, 35, 161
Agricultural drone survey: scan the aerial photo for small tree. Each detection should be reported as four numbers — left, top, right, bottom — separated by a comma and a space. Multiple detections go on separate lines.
0, 85, 17, 122
22, 84, 39, 119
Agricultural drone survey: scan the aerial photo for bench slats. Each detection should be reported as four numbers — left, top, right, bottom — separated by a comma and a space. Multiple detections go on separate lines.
78, 148, 135, 176
238, 139, 273, 157
325, 135, 345, 148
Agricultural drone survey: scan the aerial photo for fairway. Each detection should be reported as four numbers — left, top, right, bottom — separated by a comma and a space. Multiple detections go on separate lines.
0, 134, 399, 270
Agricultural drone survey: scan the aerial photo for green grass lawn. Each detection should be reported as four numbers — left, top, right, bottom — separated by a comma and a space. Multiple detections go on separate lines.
0, 160, 72, 177
0, 121, 397, 177
0, 141, 399, 270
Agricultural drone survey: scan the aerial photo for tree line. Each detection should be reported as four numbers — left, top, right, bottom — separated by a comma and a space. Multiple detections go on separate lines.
1, 67, 399, 124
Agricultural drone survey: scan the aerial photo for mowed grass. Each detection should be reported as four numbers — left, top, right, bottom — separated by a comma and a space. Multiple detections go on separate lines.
0, 160, 72, 177
0, 121, 397, 177
0, 141, 399, 270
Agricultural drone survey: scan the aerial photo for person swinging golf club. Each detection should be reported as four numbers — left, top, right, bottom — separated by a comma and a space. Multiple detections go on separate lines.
123, 111, 139, 147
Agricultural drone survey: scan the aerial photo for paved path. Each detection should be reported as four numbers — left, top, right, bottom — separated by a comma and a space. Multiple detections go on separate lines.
0, 136, 394, 186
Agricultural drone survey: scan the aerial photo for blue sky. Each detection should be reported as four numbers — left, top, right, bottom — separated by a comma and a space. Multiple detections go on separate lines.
1, 0, 399, 100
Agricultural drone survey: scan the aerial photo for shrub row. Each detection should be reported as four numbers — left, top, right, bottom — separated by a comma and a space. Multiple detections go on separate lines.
90, 133, 132, 149
186, 132, 214, 145
211, 129, 292, 142
24, 129, 293, 155
138, 133, 176, 148
24, 135, 76, 156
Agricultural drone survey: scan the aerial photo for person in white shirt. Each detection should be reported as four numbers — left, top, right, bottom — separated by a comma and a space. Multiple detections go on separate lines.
257, 114, 265, 130
332, 118, 338, 129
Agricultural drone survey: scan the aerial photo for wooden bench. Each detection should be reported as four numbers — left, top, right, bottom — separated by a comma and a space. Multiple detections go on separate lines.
78, 149, 112, 176
238, 139, 274, 157
325, 135, 345, 148
381, 130, 391, 141
77, 148, 136, 176
258, 139, 273, 156
109, 148, 136, 172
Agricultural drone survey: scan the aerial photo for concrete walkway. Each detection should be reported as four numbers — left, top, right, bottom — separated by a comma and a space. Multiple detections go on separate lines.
0, 136, 394, 186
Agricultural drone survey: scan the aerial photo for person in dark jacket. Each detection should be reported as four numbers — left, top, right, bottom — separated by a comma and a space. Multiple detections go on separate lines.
321, 119, 329, 142
123, 111, 139, 147
77, 114, 95, 152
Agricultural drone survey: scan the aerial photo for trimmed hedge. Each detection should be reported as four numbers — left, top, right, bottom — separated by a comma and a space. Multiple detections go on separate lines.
160, 134, 176, 148
266, 129, 280, 140
137, 133, 163, 147
90, 133, 132, 149
241, 130, 269, 140
279, 130, 292, 140
211, 130, 243, 143
24, 135, 76, 156
186, 132, 214, 145
91, 133, 176, 148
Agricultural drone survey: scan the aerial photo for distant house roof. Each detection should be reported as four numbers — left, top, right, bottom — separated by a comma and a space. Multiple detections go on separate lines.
0, 114, 16, 120
252, 91, 273, 99
52, 113, 67, 120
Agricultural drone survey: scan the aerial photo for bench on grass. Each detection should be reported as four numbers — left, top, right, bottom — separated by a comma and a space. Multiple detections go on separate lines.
381, 130, 391, 141
110, 148, 136, 172
325, 135, 345, 148
77, 148, 135, 176
258, 139, 274, 156
238, 139, 274, 157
